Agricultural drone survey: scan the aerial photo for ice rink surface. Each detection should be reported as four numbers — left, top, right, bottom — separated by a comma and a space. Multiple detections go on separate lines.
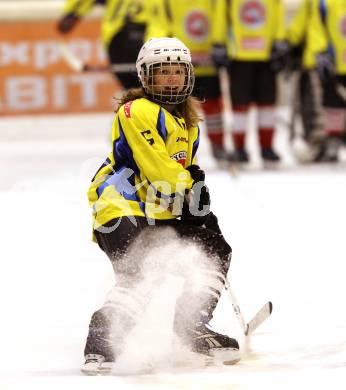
1, 109, 346, 389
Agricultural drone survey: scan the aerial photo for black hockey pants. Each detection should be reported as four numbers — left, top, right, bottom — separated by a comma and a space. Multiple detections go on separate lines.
93, 213, 231, 277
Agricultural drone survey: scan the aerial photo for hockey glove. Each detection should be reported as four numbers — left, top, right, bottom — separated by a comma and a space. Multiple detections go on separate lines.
211, 44, 230, 69
270, 40, 291, 73
186, 164, 206, 183
288, 44, 304, 72
57, 13, 80, 33
203, 211, 222, 234
181, 165, 211, 226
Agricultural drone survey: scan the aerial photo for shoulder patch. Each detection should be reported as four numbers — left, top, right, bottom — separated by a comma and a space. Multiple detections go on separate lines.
124, 101, 133, 118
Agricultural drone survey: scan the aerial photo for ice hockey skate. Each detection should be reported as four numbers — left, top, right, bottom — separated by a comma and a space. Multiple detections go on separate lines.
211, 144, 235, 163
81, 354, 114, 376
181, 322, 240, 366
81, 286, 143, 376
261, 148, 281, 162
229, 148, 250, 163
314, 137, 341, 162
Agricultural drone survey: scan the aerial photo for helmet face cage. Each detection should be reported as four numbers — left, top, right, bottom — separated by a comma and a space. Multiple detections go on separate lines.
141, 61, 195, 105
136, 38, 195, 105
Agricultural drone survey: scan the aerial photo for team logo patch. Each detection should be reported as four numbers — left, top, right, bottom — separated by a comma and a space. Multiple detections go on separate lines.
340, 15, 346, 38
241, 36, 265, 50
185, 11, 209, 42
124, 101, 133, 118
239, 0, 266, 29
171, 151, 187, 167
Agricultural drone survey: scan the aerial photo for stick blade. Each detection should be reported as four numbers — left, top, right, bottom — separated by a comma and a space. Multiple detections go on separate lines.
246, 301, 273, 335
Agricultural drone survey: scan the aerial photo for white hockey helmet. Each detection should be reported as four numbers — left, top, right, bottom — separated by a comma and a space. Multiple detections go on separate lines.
136, 37, 195, 105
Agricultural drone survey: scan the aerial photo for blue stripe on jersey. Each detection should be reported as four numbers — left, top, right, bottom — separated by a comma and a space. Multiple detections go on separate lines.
113, 118, 140, 176
96, 166, 138, 201
319, 0, 335, 59
319, 0, 327, 25
156, 108, 168, 142
192, 126, 200, 160
139, 202, 146, 214
95, 118, 142, 200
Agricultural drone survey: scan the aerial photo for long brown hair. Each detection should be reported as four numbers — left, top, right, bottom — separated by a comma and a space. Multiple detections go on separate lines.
115, 88, 202, 128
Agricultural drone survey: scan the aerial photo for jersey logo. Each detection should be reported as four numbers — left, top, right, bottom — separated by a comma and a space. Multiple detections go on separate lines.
124, 101, 133, 118
185, 11, 209, 42
176, 136, 188, 143
141, 130, 154, 145
241, 37, 265, 50
171, 151, 187, 167
239, 1, 266, 29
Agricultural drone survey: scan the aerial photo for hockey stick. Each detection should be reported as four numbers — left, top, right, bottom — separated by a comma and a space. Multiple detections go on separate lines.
57, 42, 136, 73
225, 279, 273, 336
218, 66, 232, 114
218, 66, 241, 175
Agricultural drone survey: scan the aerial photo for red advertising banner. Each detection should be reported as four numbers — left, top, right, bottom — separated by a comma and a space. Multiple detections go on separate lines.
0, 19, 121, 115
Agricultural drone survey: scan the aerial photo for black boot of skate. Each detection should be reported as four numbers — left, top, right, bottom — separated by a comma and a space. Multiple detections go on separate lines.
82, 291, 140, 375
82, 307, 124, 375
82, 284, 145, 375
261, 148, 281, 162
185, 321, 240, 365
229, 148, 250, 163
314, 137, 341, 162
174, 264, 240, 365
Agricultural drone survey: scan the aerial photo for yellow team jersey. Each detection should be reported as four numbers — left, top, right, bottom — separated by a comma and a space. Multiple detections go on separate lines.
145, 0, 219, 77
213, 0, 286, 61
62, 0, 147, 47
309, 0, 346, 74
88, 98, 199, 230
287, 0, 319, 69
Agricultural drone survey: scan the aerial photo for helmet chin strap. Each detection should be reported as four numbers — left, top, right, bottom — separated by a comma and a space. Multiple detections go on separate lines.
148, 91, 186, 105
145, 91, 180, 108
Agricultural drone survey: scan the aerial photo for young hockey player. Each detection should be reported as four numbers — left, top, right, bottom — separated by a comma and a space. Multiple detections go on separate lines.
82, 37, 239, 374
57, 0, 148, 89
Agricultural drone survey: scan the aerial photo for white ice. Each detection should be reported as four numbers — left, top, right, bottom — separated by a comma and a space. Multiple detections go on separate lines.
0, 108, 346, 389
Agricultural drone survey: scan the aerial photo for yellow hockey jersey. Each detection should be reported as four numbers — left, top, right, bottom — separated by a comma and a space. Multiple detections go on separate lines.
145, 0, 219, 76
62, 0, 147, 47
309, 0, 346, 74
287, 0, 319, 69
212, 0, 286, 61
88, 98, 199, 230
